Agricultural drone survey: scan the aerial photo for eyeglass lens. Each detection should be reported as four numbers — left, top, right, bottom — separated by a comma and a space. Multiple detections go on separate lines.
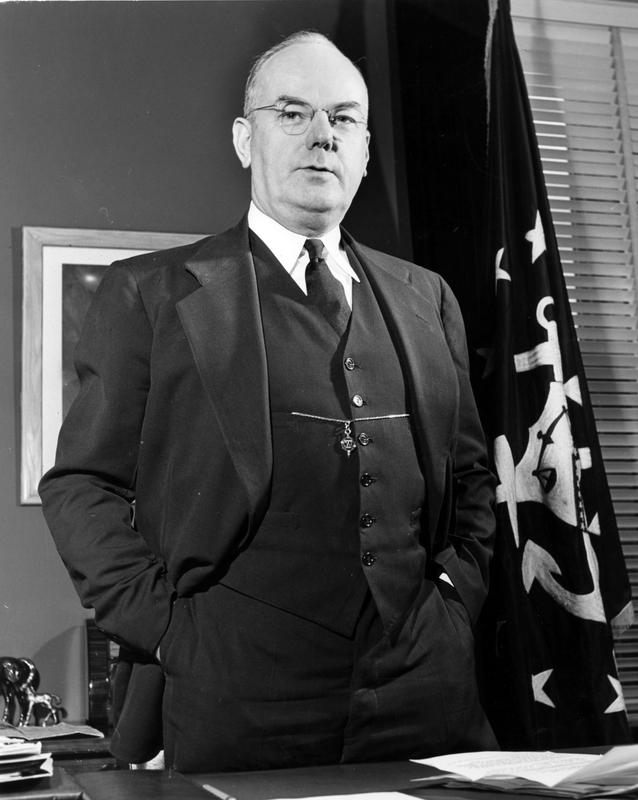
277, 102, 366, 135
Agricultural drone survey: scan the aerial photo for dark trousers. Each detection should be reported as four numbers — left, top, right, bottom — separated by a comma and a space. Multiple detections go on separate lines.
158, 580, 497, 773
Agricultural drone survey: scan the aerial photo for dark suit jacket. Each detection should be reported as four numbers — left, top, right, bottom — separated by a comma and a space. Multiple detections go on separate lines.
39, 214, 495, 663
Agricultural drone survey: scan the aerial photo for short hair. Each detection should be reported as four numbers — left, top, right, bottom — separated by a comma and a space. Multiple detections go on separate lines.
243, 31, 363, 116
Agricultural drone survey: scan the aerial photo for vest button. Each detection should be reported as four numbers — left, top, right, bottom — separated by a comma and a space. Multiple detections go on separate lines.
344, 357, 357, 371
360, 473, 377, 487
360, 514, 376, 528
358, 432, 373, 446
352, 394, 365, 407
362, 551, 377, 567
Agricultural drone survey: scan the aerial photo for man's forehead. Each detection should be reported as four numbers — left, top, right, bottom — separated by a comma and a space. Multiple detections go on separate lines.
257, 42, 368, 105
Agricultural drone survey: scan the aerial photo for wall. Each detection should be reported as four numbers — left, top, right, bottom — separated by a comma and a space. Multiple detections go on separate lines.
0, 0, 406, 723
392, 0, 489, 360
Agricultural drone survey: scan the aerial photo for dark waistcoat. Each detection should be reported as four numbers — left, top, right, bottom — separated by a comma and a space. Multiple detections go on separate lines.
219, 234, 426, 636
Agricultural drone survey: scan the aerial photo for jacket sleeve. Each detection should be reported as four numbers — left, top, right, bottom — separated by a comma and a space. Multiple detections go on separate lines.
432, 278, 496, 626
39, 262, 175, 658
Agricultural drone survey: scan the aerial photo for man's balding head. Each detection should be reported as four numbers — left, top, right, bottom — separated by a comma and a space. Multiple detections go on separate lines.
233, 32, 370, 237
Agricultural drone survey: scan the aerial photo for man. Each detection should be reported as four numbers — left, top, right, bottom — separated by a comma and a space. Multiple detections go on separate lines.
40, 31, 497, 773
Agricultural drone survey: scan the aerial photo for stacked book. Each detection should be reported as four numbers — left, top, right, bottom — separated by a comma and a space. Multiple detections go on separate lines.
0, 736, 53, 786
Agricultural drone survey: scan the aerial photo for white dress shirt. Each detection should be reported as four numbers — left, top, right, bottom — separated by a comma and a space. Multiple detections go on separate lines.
247, 202, 360, 308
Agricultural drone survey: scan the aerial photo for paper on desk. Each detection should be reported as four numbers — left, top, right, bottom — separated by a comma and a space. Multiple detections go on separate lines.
562, 745, 638, 783
0, 736, 42, 754
0, 722, 104, 740
412, 751, 602, 788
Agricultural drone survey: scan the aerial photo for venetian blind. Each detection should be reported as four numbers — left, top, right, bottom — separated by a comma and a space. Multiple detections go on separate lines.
512, 16, 638, 724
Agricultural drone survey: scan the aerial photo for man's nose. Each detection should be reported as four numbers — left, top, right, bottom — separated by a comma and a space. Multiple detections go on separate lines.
305, 110, 335, 150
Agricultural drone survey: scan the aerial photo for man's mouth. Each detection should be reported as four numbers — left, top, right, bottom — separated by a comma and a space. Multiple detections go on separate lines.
302, 165, 334, 174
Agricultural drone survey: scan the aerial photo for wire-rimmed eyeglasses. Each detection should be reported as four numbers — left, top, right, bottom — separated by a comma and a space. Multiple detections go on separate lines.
247, 101, 368, 136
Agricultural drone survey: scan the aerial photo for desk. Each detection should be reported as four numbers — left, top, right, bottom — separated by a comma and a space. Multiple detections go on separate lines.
0, 757, 606, 800
0, 761, 524, 800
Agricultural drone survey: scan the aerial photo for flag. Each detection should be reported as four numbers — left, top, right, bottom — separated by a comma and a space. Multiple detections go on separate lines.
478, 0, 634, 749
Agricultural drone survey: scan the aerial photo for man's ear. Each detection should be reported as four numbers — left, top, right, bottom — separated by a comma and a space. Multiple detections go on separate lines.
232, 117, 252, 169
363, 130, 371, 177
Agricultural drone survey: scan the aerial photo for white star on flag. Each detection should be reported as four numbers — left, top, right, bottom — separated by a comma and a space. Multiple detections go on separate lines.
532, 669, 555, 707
525, 210, 546, 263
605, 676, 627, 714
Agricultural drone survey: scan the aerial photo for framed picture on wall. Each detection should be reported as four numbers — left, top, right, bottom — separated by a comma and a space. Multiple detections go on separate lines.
21, 226, 207, 505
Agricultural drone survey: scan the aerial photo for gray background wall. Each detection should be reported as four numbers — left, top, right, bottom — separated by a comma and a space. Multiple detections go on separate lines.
0, 0, 408, 722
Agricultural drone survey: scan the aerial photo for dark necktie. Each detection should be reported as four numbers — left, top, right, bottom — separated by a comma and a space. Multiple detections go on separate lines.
304, 239, 351, 336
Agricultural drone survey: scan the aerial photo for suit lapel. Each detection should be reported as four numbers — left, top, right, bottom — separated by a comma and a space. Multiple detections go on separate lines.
177, 215, 272, 516
345, 234, 456, 508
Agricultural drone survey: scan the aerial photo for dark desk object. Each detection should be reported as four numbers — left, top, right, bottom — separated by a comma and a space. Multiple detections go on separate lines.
51, 763, 436, 800
85, 620, 118, 731
73, 769, 214, 799
41, 736, 115, 773
191, 760, 438, 800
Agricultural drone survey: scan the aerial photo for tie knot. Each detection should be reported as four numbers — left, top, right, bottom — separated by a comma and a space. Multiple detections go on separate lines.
304, 238, 325, 262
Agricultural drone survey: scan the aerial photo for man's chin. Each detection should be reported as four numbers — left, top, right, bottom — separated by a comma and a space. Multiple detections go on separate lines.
293, 187, 346, 216
295, 201, 345, 228
260, 189, 349, 233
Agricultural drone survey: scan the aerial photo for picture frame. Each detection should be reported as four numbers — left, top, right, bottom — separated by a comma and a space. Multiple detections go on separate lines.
21, 226, 207, 505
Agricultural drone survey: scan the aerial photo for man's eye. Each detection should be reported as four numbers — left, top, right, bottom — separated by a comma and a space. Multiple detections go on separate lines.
333, 114, 357, 126
280, 109, 306, 121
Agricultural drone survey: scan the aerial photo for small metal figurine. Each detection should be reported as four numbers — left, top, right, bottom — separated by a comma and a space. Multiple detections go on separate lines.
0, 657, 34, 724
0, 656, 62, 726
16, 684, 62, 727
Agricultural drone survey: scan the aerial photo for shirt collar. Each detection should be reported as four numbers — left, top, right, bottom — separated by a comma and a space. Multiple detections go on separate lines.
247, 202, 357, 280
